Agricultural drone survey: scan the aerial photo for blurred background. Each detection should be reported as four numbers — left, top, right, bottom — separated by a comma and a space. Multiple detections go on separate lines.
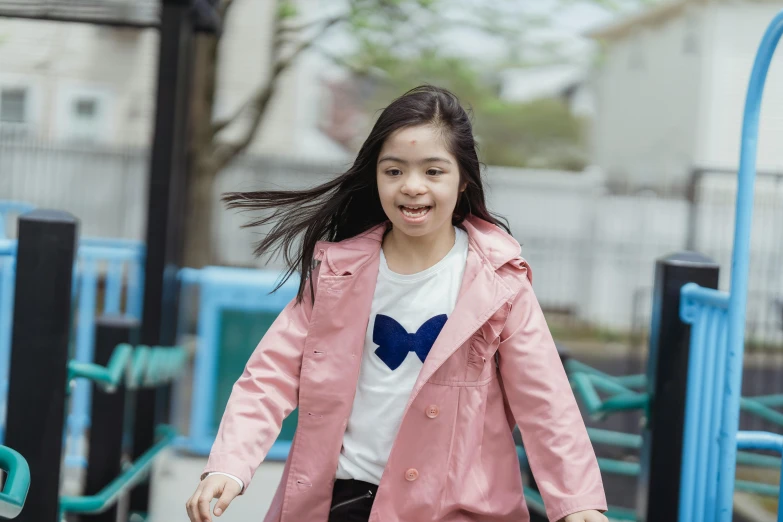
2, 0, 783, 520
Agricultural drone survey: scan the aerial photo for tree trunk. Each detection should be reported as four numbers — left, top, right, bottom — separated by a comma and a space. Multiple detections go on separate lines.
184, 33, 220, 268
183, 161, 219, 268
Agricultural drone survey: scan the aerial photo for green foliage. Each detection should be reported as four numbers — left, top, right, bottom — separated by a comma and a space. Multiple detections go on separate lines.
353, 50, 588, 170
331, 0, 605, 170
277, 1, 298, 20
475, 97, 588, 170
273, 0, 666, 170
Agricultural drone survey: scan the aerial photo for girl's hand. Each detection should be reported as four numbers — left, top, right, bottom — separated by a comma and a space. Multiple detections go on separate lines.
560, 509, 609, 522
186, 475, 242, 522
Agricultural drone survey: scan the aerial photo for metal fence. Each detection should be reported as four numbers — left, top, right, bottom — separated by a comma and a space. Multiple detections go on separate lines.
0, 0, 159, 27
2, 138, 783, 346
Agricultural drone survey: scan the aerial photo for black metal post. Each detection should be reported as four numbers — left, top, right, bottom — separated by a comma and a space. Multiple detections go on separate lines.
636, 252, 719, 521
80, 317, 139, 522
5, 210, 78, 522
131, 0, 194, 514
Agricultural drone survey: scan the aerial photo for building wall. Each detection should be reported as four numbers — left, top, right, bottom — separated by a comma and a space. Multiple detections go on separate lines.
695, 1, 783, 172
589, 3, 706, 192
0, 0, 348, 160
0, 20, 158, 145
6, 139, 783, 336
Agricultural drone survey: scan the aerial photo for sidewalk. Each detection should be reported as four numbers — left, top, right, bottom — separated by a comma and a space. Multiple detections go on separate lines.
148, 452, 284, 522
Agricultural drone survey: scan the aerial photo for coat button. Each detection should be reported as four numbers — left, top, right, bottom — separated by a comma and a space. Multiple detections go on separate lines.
426, 405, 439, 419
405, 468, 419, 482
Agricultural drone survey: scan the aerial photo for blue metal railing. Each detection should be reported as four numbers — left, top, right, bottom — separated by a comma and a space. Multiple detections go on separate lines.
176, 266, 298, 457
66, 239, 145, 467
736, 432, 783, 522
678, 9, 783, 522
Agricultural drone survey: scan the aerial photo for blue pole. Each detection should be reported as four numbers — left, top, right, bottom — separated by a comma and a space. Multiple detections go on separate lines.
0, 257, 16, 442
104, 260, 124, 316
67, 256, 98, 468
718, 10, 783, 521
189, 278, 219, 452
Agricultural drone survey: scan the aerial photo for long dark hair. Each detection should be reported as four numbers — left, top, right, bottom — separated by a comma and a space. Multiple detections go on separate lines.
222, 85, 509, 304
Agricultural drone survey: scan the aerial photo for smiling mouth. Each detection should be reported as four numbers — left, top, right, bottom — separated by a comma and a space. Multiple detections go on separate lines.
399, 205, 432, 218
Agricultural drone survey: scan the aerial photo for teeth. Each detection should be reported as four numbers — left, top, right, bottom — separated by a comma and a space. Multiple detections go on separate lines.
402, 206, 430, 218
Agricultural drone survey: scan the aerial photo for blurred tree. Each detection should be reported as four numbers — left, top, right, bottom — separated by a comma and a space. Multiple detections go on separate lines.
186, 0, 654, 267
356, 52, 589, 171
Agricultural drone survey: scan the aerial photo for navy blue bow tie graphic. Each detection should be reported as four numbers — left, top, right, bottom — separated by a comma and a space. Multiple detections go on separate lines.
373, 314, 448, 371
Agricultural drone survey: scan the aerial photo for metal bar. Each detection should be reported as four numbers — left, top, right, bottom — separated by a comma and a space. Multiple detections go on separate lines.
5, 209, 78, 522
750, 394, 783, 407
717, 11, 783, 521
704, 309, 729, 522
586, 428, 642, 449
734, 479, 778, 497
81, 317, 138, 522
61, 426, 177, 514
0, 445, 30, 519
0, 10, 159, 28
0, 256, 16, 441
133, 0, 194, 513
68, 255, 99, 468
638, 252, 719, 522
599, 393, 649, 413
693, 306, 720, 521
740, 398, 783, 427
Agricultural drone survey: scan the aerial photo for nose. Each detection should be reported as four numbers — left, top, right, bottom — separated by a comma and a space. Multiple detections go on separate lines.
401, 172, 427, 197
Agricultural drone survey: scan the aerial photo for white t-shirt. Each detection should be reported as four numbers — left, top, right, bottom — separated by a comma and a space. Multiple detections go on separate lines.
335, 226, 469, 484
209, 226, 469, 491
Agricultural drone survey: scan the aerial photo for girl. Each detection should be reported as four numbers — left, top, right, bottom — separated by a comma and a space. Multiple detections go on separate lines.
186, 86, 607, 522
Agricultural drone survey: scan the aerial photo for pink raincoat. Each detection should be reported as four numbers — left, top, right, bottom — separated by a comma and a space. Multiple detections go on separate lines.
202, 215, 606, 521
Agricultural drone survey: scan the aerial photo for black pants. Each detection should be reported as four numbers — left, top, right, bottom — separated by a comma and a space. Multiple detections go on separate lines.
328, 479, 378, 522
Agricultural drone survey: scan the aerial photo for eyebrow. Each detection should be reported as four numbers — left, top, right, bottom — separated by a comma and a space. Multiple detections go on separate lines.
378, 155, 452, 165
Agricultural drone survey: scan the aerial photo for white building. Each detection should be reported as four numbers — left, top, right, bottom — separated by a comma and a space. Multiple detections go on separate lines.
0, 0, 351, 161
587, 0, 783, 193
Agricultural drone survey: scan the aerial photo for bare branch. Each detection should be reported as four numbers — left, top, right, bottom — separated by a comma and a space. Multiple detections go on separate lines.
279, 15, 340, 34
211, 13, 345, 142
311, 44, 370, 76
208, 18, 345, 168
273, 14, 347, 53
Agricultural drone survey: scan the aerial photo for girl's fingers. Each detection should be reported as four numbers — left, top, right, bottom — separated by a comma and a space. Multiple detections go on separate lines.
186, 487, 202, 522
198, 483, 219, 522
214, 481, 240, 517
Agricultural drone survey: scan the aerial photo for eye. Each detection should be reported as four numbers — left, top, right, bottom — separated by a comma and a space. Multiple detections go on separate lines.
387, 168, 402, 176
427, 169, 443, 176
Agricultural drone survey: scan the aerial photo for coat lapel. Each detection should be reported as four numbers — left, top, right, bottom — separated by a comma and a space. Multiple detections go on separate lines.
312, 217, 520, 400
410, 241, 515, 398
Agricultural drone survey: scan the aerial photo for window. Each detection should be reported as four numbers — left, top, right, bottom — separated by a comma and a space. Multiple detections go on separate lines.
74, 98, 97, 119
55, 86, 112, 143
67, 96, 102, 143
0, 88, 27, 123
683, 15, 700, 55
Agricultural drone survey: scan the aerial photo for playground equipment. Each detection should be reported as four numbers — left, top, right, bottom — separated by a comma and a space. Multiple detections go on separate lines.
0, 203, 146, 465
3, 5, 783, 520
0, 444, 30, 520
522, 10, 783, 521
177, 266, 300, 457
2, 210, 184, 522
675, 9, 783, 522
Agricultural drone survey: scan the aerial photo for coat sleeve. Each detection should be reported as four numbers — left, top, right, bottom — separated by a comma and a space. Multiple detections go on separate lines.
497, 267, 607, 521
200, 264, 320, 492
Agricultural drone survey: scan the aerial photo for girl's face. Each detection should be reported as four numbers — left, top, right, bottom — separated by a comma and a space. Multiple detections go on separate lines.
376, 124, 465, 240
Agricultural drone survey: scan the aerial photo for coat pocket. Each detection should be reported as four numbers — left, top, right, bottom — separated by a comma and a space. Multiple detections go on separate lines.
464, 336, 499, 383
